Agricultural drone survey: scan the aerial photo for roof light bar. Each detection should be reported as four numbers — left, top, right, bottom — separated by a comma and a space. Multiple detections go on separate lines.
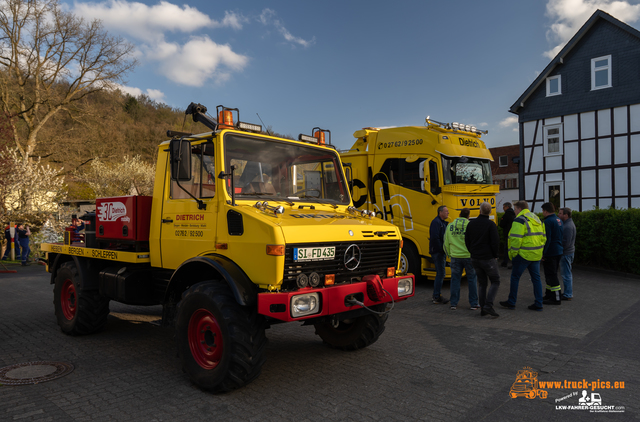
237, 121, 262, 132
298, 134, 317, 143
429, 118, 488, 135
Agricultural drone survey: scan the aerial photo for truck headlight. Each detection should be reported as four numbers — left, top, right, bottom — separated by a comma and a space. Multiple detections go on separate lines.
397, 278, 413, 297
291, 293, 320, 318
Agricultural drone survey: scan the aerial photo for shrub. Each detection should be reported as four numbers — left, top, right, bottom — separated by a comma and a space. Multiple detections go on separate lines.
572, 208, 640, 274
498, 207, 640, 275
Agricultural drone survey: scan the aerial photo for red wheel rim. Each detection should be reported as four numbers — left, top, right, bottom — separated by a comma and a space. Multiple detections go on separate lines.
188, 309, 223, 370
61, 279, 77, 320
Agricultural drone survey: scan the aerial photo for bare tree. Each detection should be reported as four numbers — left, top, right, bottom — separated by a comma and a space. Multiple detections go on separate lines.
0, 0, 137, 161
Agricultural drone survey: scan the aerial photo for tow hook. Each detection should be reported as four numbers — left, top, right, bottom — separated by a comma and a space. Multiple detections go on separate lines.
330, 315, 339, 328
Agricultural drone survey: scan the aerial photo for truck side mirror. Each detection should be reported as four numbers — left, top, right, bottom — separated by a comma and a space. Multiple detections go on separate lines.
170, 139, 192, 181
419, 160, 426, 192
343, 163, 353, 190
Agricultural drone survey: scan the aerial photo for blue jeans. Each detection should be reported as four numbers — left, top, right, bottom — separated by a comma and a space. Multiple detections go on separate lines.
450, 257, 478, 307
432, 252, 446, 298
507, 255, 543, 308
19, 239, 30, 263
560, 254, 574, 298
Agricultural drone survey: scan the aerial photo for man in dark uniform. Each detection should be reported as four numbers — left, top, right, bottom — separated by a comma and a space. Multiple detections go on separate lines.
16, 223, 31, 266
500, 202, 516, 268
430, 205, 449, 304
541, 202, 563, 305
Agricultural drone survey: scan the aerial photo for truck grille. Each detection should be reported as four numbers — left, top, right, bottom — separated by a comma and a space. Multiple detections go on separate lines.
283, 240, 400, 287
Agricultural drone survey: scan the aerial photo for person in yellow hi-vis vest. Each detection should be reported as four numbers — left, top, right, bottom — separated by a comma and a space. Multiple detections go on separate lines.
499, 200, 546, 311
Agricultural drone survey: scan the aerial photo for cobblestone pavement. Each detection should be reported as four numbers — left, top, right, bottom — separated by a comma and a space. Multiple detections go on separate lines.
1, 262, 638, 421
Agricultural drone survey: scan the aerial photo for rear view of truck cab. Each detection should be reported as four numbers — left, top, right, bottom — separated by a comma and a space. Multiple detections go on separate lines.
43, 103, 414, 393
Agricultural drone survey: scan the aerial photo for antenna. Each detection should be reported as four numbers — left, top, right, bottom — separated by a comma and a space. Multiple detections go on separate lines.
256, 113, 271, 135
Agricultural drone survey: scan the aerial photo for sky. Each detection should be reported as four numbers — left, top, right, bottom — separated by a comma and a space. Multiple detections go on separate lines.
62, 0, 640, 151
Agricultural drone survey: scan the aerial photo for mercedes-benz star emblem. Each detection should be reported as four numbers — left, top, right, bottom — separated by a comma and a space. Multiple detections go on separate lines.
344, 244, 361, 271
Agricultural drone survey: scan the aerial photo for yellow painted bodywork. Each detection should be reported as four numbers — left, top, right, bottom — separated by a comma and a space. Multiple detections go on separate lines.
150, 131, 402, 289
46, 129, 403, 291
341, 123, 499, 280
41, 243, 150, 272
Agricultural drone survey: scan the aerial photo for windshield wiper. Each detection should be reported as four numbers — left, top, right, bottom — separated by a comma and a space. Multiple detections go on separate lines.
299, 198, 339, 209
468, 184, 490, 192
236, 194, 295, 206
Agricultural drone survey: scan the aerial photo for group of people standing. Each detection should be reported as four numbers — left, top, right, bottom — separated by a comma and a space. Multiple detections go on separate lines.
428, 200, 576, 318
2, 223, 31, 266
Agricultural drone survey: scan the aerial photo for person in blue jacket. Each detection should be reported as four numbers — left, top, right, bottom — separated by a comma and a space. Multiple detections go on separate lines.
16, 223, 31, 266
541, 202, 563, 305
429, 205, 449, 304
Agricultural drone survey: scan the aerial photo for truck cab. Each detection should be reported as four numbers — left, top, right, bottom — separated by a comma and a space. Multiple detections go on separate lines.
340, 119, 498, 280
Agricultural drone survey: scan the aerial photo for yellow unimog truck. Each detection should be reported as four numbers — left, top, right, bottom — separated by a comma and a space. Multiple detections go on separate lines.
41, 103, 414, 392
339, 119, 498, 281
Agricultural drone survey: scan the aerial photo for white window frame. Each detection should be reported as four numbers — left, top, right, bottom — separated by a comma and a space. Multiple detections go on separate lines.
543, 123, 563, 157
591, 55, 612, 90
544, 180, 564, 208
499, 155, 508, 167
546, 75, 561, 96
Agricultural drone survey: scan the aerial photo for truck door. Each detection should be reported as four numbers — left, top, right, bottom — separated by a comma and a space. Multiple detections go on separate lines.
370, 156, 423, 232
160, 142, 217, 269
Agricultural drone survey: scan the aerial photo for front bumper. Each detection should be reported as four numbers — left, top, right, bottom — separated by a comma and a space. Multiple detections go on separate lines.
258, 275, 414, 322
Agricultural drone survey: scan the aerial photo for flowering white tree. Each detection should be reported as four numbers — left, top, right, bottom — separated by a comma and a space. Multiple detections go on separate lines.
2, 148, 65, 214
80, 155, 155, 197
0, 146, 66, 258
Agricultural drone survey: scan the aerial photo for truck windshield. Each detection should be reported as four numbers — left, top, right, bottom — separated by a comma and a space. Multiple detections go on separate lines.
224, 134, 349, 204
441, 156, 493, 185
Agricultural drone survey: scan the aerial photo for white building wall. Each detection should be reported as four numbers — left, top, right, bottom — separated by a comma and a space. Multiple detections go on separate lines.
495, 189, 519, 209
521, 103, 640, 211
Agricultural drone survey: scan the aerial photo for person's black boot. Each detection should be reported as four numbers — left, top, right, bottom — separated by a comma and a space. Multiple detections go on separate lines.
543, 290, 561, 305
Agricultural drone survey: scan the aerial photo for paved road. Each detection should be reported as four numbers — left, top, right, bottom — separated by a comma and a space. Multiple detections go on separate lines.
1, 262, 638, 421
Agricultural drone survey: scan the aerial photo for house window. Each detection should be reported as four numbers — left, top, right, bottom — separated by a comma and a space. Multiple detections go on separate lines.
500, 178, 519, 190
544, 181, 564, 211
499, 155, 508, 167
546, 75, 561, 96
543, 124, 563, 156
591, 55, 612, 90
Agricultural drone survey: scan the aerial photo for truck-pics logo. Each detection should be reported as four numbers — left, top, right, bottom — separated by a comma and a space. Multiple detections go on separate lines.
97, 201, 127, 222
509, 367, 548, 399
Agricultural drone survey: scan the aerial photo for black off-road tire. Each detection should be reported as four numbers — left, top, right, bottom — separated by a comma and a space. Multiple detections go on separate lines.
53, 261, 110, 335
400, 241, 421, 281
314, 305, 388, 351
176, 281, 267, 393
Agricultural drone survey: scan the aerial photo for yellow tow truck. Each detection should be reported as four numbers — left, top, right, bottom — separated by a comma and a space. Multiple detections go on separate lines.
339, 118, 498, 280
41, 103, 414, 392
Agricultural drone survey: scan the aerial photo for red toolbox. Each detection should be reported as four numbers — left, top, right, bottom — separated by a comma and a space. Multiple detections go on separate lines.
96, 196, 152, 242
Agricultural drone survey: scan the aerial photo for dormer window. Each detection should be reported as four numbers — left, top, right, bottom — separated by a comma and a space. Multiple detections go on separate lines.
546, 75, 561, 96
591, 55, 612, 90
